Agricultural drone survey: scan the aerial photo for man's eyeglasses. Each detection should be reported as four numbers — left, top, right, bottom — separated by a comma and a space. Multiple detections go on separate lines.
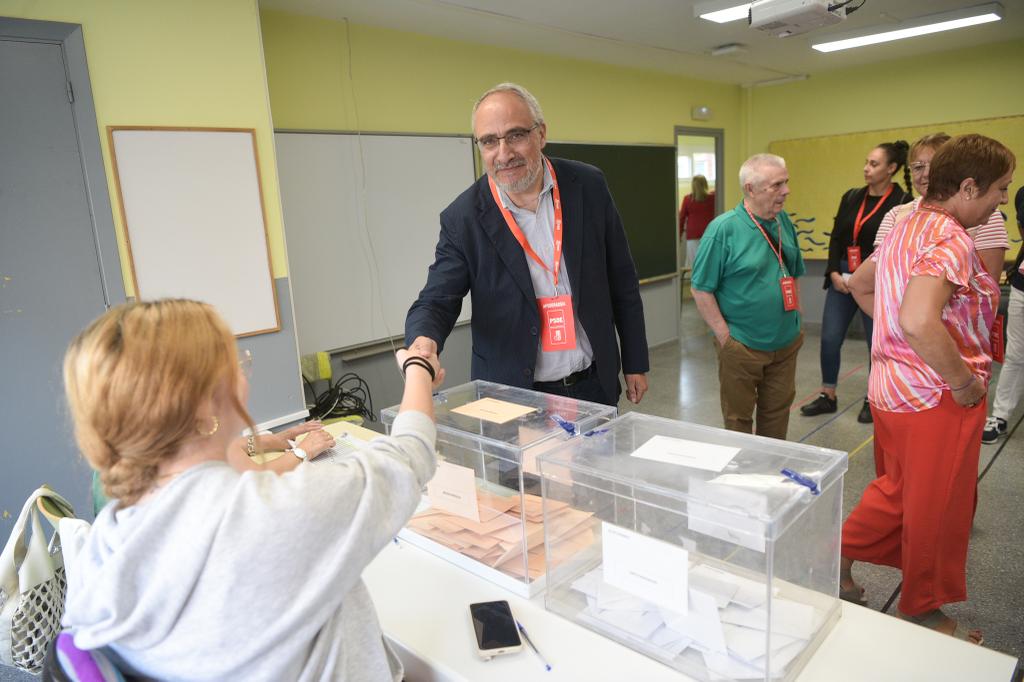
474, 123, 539, 151
239, 349, 253, 378
910, 162, 930, 176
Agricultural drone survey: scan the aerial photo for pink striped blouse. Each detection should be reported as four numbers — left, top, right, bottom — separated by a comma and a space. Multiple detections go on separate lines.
875, 197, 1008, 250
869, 205, 999, 413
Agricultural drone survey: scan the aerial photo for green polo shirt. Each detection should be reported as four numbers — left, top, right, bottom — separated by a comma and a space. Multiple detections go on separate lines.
691, 201, 805, 351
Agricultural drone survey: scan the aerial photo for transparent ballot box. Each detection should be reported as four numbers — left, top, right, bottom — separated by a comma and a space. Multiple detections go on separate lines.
381, 380, 616, 597
538, 412, 847, 681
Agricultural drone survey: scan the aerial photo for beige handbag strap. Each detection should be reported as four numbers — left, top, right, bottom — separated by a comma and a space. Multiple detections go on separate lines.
0, 486, 74, 596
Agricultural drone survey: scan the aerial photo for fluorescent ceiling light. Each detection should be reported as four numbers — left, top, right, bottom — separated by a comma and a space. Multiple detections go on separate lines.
812, 3, 1002, 53
698, 3, 749, 24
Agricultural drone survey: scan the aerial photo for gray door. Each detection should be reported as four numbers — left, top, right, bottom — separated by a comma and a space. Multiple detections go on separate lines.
0, 38, 111, 519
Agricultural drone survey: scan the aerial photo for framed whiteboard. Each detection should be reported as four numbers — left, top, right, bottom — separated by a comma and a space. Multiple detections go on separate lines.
275, 131, 476, 354
108, 127, 280, 336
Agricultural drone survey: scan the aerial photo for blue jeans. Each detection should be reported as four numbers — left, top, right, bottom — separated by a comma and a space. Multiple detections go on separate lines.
820, 275, 873, 388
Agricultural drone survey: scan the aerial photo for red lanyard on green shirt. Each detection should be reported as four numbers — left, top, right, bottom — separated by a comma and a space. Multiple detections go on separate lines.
744, 204, 789, 277
487, 157, 564, 287
852, 184, 893, 243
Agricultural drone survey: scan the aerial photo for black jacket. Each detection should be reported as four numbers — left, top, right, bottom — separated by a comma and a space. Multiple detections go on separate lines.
824, 184, 911, 288
405, 157, 649, 405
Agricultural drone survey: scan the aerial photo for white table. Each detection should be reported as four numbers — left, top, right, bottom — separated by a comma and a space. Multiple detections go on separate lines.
336, 422, 1019, 681
364, 540, 1018, 682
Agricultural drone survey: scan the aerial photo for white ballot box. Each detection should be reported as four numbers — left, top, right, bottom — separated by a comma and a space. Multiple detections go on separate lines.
537, 412, 847, 681
381, 380, 616, 597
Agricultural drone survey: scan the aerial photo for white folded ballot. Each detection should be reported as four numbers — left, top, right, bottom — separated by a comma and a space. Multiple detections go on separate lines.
569, 563, 823, 679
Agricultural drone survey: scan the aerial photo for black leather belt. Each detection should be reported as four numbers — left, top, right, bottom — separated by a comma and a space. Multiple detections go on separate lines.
535, 363, 595, 387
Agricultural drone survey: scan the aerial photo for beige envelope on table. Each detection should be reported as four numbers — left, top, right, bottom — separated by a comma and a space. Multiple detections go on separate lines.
451, 397, 537, 424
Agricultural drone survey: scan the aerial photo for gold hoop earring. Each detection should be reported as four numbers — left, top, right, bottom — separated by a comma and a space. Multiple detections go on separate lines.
197, 415, 219, 437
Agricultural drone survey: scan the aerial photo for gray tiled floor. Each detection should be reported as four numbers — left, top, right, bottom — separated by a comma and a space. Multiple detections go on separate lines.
4, 300, 1020, 681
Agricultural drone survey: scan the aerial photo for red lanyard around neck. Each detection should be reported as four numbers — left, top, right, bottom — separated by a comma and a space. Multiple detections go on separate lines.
744, 203, 787, 276
853, 184, 894, 242
487, 157, 564, 287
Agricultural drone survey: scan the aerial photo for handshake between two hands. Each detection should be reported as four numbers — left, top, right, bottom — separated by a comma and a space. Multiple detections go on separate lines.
397, 336, 446, 389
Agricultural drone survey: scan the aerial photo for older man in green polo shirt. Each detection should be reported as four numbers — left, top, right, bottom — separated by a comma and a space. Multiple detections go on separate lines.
691, 153, 805, 440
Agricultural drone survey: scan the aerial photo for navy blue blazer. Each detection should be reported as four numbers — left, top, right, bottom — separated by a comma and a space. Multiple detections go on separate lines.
405, 157, 649, 405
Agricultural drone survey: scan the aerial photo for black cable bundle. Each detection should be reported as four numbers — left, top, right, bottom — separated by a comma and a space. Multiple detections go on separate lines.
304, 372, 376, 422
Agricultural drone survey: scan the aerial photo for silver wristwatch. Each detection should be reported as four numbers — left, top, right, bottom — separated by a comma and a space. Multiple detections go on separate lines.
289, 446, 308, 461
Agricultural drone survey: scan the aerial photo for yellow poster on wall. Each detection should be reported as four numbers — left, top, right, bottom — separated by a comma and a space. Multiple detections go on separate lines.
769, 115, 1024, 260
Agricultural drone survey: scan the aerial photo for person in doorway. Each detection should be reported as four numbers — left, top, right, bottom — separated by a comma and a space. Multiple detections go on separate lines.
841, 134, 1014, 644
691, 153, 804, 439
801, 141, 912, 423
874, 133, 1009, 281
679, 174, 716, 270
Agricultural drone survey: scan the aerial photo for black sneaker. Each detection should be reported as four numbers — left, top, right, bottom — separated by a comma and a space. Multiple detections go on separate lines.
801, 393, 837, 416
982, 416, 1007, 444
857, 399, 873, 424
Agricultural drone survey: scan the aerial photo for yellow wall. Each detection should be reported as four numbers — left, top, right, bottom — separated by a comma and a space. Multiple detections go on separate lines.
260, 10, 746, 207
0, 0, 288, 287
771, 117, 1024, 260
746, 40, 1024, 259
747, 39, 1024, 153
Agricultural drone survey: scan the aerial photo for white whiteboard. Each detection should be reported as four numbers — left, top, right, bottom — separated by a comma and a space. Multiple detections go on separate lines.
110, 128, 280, 336
275, 132, 476, 354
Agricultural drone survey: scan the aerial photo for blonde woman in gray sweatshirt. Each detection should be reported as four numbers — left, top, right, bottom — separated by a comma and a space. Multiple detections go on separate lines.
62, 299, 443, 681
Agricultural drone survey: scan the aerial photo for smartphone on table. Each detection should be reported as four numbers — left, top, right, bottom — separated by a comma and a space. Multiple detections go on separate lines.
469, 600, 523, 660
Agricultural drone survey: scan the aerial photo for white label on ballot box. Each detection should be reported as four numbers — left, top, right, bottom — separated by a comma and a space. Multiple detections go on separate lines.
602, 523, 688, 614
425, 461, 480, 522
630, 435, 739, 473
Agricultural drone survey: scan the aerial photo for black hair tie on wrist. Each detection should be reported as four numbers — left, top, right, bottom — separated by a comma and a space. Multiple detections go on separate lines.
402, 356, 436, 381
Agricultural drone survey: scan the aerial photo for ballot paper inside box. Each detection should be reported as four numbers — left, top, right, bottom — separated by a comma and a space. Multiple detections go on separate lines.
381, 380, 616, 597
537, 412, 847, 681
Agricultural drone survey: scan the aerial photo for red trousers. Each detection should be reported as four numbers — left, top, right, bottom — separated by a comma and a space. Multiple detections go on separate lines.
842, 391, 984, 615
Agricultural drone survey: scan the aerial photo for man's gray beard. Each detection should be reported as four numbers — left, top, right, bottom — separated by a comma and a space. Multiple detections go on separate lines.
494, 157, 543, 195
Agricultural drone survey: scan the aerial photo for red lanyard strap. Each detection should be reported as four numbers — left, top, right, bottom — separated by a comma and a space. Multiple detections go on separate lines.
487, 157, 564, 287
852, 184, 893, 243
744, 204, 787, 276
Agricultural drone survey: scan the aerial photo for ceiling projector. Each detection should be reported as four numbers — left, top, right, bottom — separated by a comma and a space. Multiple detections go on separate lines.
749, 0, 848, 37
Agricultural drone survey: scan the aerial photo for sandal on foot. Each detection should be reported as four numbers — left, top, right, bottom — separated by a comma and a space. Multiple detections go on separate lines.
839, 584, 868, 606
899, 609, 984, 645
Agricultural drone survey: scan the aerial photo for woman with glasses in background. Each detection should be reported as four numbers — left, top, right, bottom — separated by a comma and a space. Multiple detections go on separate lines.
801, 141, 912, 423
874, 133, 1008, 280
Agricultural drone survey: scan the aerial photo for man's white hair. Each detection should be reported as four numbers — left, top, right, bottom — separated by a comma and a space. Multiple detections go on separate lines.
739, 154, 786, 195
471, 83, 545, 129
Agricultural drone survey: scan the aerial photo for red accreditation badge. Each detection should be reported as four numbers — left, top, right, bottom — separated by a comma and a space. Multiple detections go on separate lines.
846, 246, 862, 272
537, 295, 577, 351
992, 314, 1006, 363
780, 277, 799, 312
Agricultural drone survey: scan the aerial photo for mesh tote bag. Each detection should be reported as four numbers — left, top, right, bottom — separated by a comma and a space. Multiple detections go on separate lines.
0, 485, 75, 673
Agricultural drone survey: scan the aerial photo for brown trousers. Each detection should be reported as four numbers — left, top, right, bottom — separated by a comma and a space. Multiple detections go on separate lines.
715, 332, 803, 440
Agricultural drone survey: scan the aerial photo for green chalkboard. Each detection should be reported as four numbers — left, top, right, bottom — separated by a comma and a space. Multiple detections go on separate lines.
545, 142, 677, 280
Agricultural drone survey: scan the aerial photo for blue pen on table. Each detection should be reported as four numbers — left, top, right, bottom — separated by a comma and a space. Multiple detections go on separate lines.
780, 468, 820, 496
550, 413, 579, 436
516, 621, 552, 671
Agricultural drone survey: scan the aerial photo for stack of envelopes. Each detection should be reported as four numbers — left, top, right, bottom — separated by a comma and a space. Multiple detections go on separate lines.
570, 563, 824, 679
407, 493, 594, 580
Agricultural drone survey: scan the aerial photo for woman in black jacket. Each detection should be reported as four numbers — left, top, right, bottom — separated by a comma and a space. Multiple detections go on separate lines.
801, 141, 912, 423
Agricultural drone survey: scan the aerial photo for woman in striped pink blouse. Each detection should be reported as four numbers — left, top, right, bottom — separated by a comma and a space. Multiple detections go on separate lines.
841, 134, 1014, 644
